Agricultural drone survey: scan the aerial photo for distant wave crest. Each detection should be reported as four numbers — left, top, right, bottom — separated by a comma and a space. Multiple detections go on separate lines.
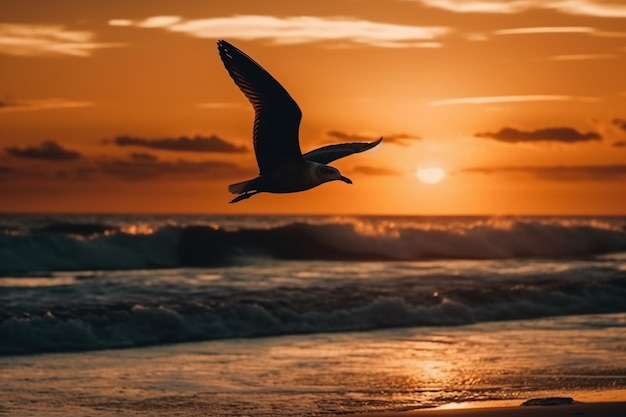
1, 218, 625, 274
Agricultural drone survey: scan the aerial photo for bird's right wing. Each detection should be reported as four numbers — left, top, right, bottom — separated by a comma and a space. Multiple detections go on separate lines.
303, 137, 382, 165
217, 40, 304, 175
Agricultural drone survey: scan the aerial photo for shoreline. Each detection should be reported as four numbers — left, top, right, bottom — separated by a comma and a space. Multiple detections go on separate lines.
339, 390, 626, 417
343, 401, 626, 417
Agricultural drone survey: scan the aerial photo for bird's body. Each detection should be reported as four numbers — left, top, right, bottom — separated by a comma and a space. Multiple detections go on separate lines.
231, 161, 330, 194
217, 40, 381, 203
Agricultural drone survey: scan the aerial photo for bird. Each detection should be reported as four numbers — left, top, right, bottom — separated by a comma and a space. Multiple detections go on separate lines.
217, 40, 382, 203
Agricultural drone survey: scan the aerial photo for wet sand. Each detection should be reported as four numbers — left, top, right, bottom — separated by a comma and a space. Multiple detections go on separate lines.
345, 401, 626, 417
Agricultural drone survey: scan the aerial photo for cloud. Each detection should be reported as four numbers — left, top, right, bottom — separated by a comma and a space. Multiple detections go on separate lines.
411, 0, 626, 18
104, 135, 247, 153
327, 131, 374, 142
128, 152, 159, 162
383, 133, 421, 145
89, 157, 254, 181
429, 95, 600, 106
475, 127, 602, 143
110, 16, 182, 28
0, 23, 122, 57
109, 15, 451, 48
612, 119, 626, 147
352, 165, 401, 176
549, 53, 617, 61
414, 0, 529, 14
613, 118, 626, 131
461, 164, 626, 181
327, 130, 419, 145
5, 140, 82, 160
0, 98, 94, 112
545, 0, 626, 18
493, 26, 626, 38
495, 27, 593, 35
2, 152, 254, 182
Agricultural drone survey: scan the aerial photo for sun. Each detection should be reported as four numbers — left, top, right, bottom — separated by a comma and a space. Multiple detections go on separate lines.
416, 167, 446, 184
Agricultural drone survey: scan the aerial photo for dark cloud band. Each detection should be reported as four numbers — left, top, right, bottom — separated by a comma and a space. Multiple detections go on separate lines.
475, 127, 601, 143
5, 140, 82, 160
327, 130, 419, 145
352, 165, 400, 176
104, 135, 247, 153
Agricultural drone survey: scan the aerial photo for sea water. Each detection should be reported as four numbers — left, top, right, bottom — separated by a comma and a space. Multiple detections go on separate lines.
1, 214, 626, 415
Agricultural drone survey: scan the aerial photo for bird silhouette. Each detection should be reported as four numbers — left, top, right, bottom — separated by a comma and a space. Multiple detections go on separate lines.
217, 40, 382, 203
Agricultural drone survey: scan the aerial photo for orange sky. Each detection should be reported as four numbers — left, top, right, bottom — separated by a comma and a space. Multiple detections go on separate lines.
1, 0, 625, 214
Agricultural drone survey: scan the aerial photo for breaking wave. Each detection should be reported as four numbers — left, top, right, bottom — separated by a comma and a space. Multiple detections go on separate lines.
2, 266, 626, 355
1, 218, 626, 275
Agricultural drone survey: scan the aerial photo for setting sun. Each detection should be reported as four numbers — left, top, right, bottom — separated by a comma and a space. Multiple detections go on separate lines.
416, 167, 446, 184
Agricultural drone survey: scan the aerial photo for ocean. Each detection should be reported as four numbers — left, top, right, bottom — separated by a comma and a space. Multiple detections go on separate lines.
1, 214, 626, 416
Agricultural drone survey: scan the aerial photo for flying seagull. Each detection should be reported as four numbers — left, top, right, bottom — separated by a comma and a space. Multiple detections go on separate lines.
217, 40, 382, 203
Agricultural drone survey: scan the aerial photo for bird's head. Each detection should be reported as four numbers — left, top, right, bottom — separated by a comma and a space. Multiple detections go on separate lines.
316, 164, 352, 185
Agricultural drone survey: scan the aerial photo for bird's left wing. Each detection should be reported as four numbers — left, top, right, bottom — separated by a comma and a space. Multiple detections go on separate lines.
217, 40, 304, 175
303, 137, 382, 165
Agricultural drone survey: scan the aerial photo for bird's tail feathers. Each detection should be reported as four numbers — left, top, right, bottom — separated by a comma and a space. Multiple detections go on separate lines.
228, 178, 258, 195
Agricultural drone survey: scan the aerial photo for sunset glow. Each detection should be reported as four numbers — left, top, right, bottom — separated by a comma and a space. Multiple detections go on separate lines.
417, 167, 446, 184
1, 0, 625, 214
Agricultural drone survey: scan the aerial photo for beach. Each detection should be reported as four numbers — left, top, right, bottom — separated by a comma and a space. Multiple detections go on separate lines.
2, 321, 626, 416
2, 214, 626, 416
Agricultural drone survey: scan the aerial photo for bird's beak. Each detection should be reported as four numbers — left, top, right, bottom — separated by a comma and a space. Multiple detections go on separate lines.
339, 175, 352, 184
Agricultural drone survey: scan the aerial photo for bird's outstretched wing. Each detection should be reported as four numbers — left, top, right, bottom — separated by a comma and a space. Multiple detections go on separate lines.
303, 137, 382, 165
217, 40, 304, 175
